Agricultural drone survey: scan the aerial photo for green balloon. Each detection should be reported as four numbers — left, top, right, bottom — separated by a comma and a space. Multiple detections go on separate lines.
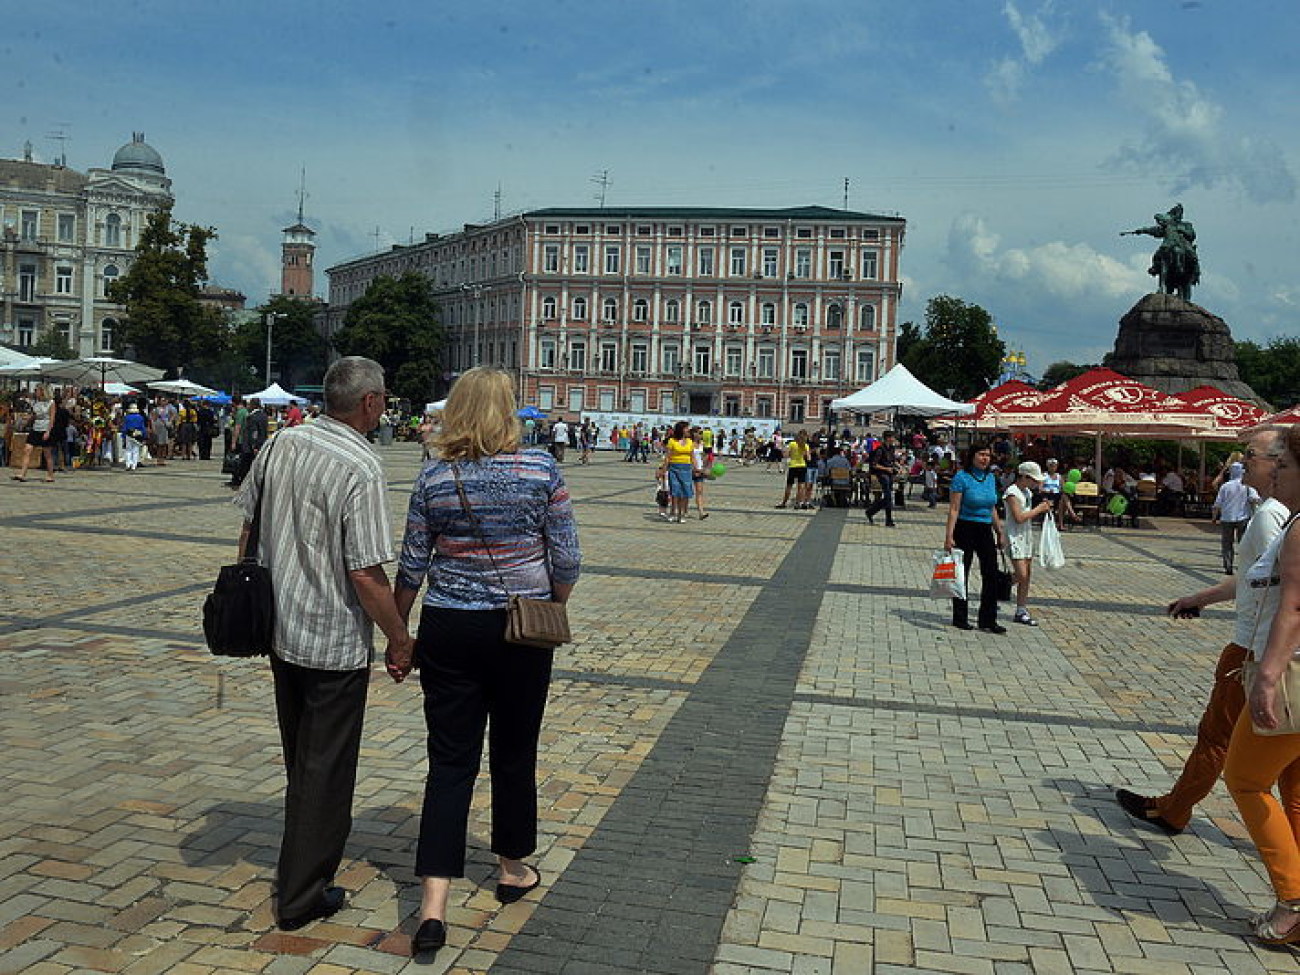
1066, 469, 1082, 483
1063, 481, 1076, 495
711, 462, 727, 478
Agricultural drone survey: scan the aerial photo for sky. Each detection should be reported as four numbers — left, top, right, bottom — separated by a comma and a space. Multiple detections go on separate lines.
8, 0, 1299, 379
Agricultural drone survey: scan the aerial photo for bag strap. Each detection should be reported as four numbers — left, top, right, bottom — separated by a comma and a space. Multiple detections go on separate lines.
244, 436, 277, 564
451, 462, 555, 598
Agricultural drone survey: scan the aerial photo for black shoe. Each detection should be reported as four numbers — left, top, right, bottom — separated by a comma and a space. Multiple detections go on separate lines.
278, 886, 346, 931
495, 865, 541, 904
411, 917, 447, 954
866, 512, 875, 525
1116, 788, 1183, 834
978, 624, 1007, 635
952, 621, 975, 631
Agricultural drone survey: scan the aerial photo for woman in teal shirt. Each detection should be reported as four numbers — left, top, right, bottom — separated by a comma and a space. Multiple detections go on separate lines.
944, 442, 1005, 633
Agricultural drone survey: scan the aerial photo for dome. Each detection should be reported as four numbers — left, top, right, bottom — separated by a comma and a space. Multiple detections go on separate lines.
111, 132, 165, 175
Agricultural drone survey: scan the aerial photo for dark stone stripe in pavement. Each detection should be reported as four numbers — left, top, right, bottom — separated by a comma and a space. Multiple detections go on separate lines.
0, 494, 230, 527
821, 582, 1231, 618
490, 508, 848, 975
0, 581, 214, 636
582, 564, 761, 588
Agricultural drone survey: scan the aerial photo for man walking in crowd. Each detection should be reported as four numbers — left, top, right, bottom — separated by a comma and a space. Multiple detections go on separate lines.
1116, 430, 1288, 833
865, 430, 899, 527
234, 356, 413, 931
1213, 461, 1259, 574
229, 398, 267, 489
549, 416, 569, 462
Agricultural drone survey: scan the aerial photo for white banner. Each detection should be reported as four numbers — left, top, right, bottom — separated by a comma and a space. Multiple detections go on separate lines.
579, 411, 782, 446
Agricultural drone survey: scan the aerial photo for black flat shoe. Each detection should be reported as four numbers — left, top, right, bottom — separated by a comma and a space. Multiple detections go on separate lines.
952, 621, 974, 631
978, 624, 1007, 635
411, 917, 447, 954
495, 865, 541, 904
278, 886, 346, 931
1116, 788, 1182, 835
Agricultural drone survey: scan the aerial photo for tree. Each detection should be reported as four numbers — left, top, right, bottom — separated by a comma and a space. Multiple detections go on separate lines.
331, 272, 443, 403
107, 206, 229, 374
895, 320, 922, 363
1236, 337, 1300, 408
235, 295, 329, 390
28, 331, 76, 360
1039, 360, 1092, 390
898, 295, 1005, 400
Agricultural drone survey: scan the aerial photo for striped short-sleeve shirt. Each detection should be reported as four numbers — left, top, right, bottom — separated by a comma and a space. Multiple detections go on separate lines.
235, 415, 394, 670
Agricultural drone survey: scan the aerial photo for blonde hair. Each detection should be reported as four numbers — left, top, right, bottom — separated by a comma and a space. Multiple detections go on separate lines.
434, 367, 521, 461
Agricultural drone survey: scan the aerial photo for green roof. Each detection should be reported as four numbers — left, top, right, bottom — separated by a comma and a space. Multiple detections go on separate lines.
523, 205, 903, 223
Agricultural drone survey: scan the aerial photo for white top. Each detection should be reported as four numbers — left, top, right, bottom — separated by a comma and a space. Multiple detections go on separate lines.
1215, 478, 1260, 523
551, 421, 569, 443
1235, 498, 1291, 647
1162, 471, 1185, 492
1002, 484, 1034, 546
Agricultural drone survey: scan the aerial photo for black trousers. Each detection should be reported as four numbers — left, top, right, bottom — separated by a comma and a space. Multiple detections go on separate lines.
951, 518, 1000, 628
270, 655, 369, 920
415, 607, 553, 878
865, 474, 895, 525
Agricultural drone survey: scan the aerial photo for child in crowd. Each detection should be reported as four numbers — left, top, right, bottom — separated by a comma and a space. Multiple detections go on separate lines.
923, 459, 939, 508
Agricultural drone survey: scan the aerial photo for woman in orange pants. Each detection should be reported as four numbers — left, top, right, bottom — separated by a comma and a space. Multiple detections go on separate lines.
1224, 422, 1300, 946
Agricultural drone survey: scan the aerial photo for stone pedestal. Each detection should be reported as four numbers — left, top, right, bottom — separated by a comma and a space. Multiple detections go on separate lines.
1105, 293, 1267, 406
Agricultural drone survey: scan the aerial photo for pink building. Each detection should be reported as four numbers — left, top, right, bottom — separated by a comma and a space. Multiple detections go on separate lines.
325, 205, 905, 423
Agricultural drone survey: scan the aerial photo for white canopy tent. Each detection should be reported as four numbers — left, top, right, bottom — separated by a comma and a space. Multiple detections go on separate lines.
245, 382, 309, 406
830, 364, 975, 418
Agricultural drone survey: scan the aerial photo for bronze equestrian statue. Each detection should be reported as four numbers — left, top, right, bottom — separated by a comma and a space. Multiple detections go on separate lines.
1122, 203, 1201, 302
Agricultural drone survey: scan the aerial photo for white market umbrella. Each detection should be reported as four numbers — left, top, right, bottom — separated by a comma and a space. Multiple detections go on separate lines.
38, 356, 164, 387
245, 381, 308, 406
0, 356, 62, 379
103, 382, 140, 396
148, 378, 220, 397
831, 363, 975, 418
427, 399, 447, 412
0, 347, 41, 369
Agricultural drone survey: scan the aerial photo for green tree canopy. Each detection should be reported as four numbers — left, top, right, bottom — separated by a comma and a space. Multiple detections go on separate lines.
1236, 337, 1300, 409
331, 272, 443, 403
1038, 360, 1093, 390
898, 295, 1006, 400
236, 295, 329, 390
107, 206, 228, 374
27, 331, 77, 360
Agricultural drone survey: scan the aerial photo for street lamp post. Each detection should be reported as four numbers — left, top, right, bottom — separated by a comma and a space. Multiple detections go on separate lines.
265, 312, 287, 384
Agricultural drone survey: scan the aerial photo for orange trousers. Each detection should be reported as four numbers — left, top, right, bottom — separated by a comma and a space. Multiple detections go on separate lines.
1224, 708, 1300, 901
1153, 643, 1246, 830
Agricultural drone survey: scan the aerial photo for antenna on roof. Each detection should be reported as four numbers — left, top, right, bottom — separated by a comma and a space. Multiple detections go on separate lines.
493, 183, 502, 222
296, 167, 307, 224
47, 124, 71, 167
591, 169, 610, 208
843, 177, 850, 210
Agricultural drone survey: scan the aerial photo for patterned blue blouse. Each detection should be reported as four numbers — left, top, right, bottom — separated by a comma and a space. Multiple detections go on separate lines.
397, 450, 581, 610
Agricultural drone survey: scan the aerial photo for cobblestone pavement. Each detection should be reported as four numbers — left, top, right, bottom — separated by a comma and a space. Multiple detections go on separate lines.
1, 447, 1296, 974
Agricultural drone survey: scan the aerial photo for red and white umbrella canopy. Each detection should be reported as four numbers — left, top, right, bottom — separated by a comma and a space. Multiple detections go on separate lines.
990, 368, 1214, 434
969, 380, 1050, 422
1173, 386, 1269, 432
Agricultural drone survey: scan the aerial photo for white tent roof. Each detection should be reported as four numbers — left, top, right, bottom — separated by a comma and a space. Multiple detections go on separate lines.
830, 363, 975, 417
246, 382, 308, 406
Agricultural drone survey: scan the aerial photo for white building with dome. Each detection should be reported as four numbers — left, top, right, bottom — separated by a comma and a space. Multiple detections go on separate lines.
0, 133, 173, 355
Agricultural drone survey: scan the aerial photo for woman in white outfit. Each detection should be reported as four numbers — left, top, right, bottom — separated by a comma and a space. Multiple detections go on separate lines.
1003, 461, 1054, 626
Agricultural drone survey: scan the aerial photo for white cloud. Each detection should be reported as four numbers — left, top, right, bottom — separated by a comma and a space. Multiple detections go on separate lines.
1100, 14, 1296, 204
985, 2, 1062, 103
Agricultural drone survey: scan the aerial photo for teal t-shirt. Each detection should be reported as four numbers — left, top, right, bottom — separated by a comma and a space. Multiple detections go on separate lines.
950, 469, 998, 523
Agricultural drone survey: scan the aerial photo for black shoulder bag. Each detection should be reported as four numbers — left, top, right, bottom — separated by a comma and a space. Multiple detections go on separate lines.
451, 463, 571, 650
203, 441, 277, 656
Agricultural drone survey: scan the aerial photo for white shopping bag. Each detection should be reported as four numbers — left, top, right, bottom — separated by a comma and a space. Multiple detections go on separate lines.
1038, 513, 1066, 569
929, 549, 966, 600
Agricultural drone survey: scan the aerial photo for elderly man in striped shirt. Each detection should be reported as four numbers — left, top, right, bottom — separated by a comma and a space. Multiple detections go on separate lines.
235, 356, 414, 932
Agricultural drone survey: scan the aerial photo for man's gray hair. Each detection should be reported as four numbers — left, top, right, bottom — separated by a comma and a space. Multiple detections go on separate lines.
324, 357, 385, 415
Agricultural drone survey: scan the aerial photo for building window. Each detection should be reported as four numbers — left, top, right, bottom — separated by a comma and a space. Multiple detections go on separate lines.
17, 317, 35, 346
730, 226, 747, 237
662, 343, 680, 375
763, 226, 780, 238
826, 304, 843, 330
725, 346, 742, 376
572, 296, 587, 320
631, 343, 648, 372
637, 224, 653, 236
824, 349, 841, 381
600, 343, 617, 371
665, 299, 680, 323
575, 224, 590, 235
21, 210, 38, 242
542, 295, 557, 320
544, 224, 560, 234
729, 247, 746, 276
796, 227, 813, 238
105, 213, 122, 247
544, 244, 559, 272
698, 247, 715, 276
696, 300, 712, 324
830, 227, 846, 239
699, 226, 716, 237
795, 248, 811, 278
762, 248, 778, 277
860, 304, 876, 331
599, 388, 616, 410
757, 346, 775, 378
761, 302, 776, 326
100, 318, 116, 353
539, 386, 555, 410
793, 303, 809, 329
604, 245, 620, 274
574, 245, 590, 273
102, 264, 119, 297
602, 297, 618, 322
791, 349, 809, 379
19, 263, 37, 302
862, 250, 879, 280
693, 345, 712, 375
728, 301, 744, 325
856, 349, 876, 383
667, 226, 683, 237
666, 246, 683, 275
629, 390, 646, 413
659, 391, 674, 412
569, 387, 584, 413
724, 395, 740, 417
829, 250, 846, 279
633, 298, 648, 322
756, 395, 773, 417
57, 214, 75, 243
635, 245, 651, 274
790, 398, 806, 423
604, 224, 621, 235
569, 341, 587, 371
56, 266, 73, 295
540, 338, 557, 368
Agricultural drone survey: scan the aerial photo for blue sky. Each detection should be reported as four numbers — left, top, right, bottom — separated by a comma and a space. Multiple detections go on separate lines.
9, 0, 1298, 377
